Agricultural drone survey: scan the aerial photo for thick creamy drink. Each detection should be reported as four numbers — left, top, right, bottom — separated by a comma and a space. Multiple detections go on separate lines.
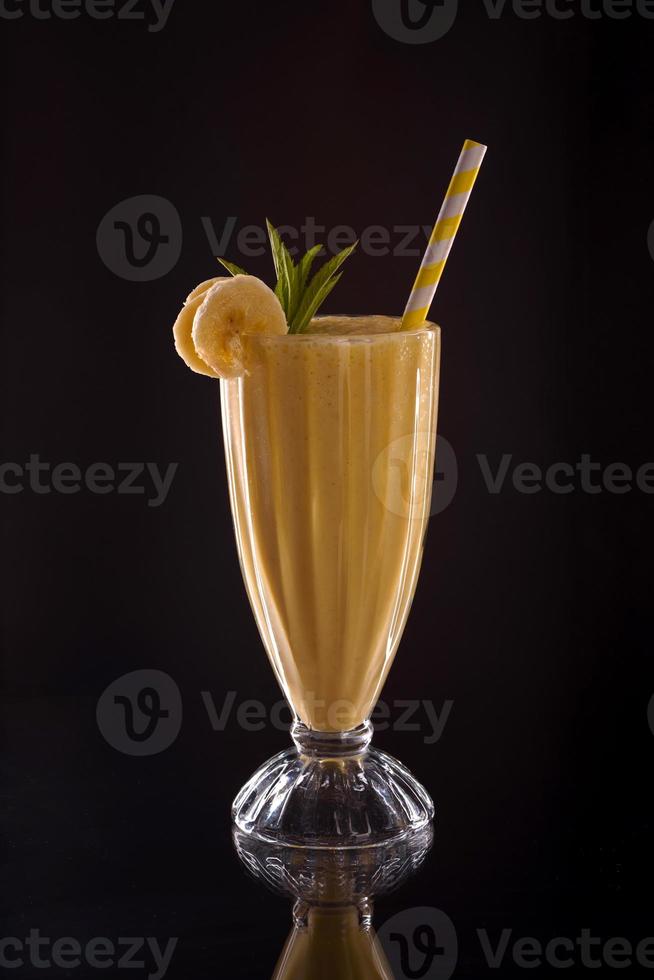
221, 316, 440, 732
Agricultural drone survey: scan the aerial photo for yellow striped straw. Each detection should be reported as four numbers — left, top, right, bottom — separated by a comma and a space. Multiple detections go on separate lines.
401, 139, 487, 330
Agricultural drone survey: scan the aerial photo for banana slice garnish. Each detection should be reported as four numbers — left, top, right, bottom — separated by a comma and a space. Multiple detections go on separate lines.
173, 275, 287, 379
173, 277, 225, 378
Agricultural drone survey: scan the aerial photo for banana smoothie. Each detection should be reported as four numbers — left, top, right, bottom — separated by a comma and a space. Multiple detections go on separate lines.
221, 317, 439, 731
173, 228, 439, 734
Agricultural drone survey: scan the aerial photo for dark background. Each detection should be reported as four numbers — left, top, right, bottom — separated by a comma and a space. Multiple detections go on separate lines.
2, 1, 653, 977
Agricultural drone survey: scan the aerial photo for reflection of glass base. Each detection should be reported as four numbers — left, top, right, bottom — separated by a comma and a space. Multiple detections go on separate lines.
232, 721, 434, 848
233, 824, 433, 905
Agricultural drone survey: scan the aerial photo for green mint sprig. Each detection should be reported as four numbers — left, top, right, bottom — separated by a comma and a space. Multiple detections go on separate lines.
218, 220, 357, 334
217, 258, 249, 277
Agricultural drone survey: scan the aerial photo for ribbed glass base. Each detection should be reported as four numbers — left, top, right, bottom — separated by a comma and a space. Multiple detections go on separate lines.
232, 721, 434, 848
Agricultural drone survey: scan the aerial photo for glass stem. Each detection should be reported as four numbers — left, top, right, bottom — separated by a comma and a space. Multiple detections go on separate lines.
291, 720, 374, 759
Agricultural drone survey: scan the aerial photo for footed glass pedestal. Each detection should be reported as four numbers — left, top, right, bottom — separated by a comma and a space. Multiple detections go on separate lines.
232, 721, 434, 848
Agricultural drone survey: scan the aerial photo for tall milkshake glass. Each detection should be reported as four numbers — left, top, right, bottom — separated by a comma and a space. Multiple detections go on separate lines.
221, 315, 440, 846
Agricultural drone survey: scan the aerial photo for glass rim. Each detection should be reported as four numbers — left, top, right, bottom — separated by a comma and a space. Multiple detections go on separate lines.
243, 315, 440, 345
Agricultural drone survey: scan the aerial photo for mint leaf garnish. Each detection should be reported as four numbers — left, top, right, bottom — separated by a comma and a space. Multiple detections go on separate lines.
217, 257, 249, 277
266, 219, 298, 324
218, 222, 356, 333
297, 244, 323, 293
291, 242, 357, 334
